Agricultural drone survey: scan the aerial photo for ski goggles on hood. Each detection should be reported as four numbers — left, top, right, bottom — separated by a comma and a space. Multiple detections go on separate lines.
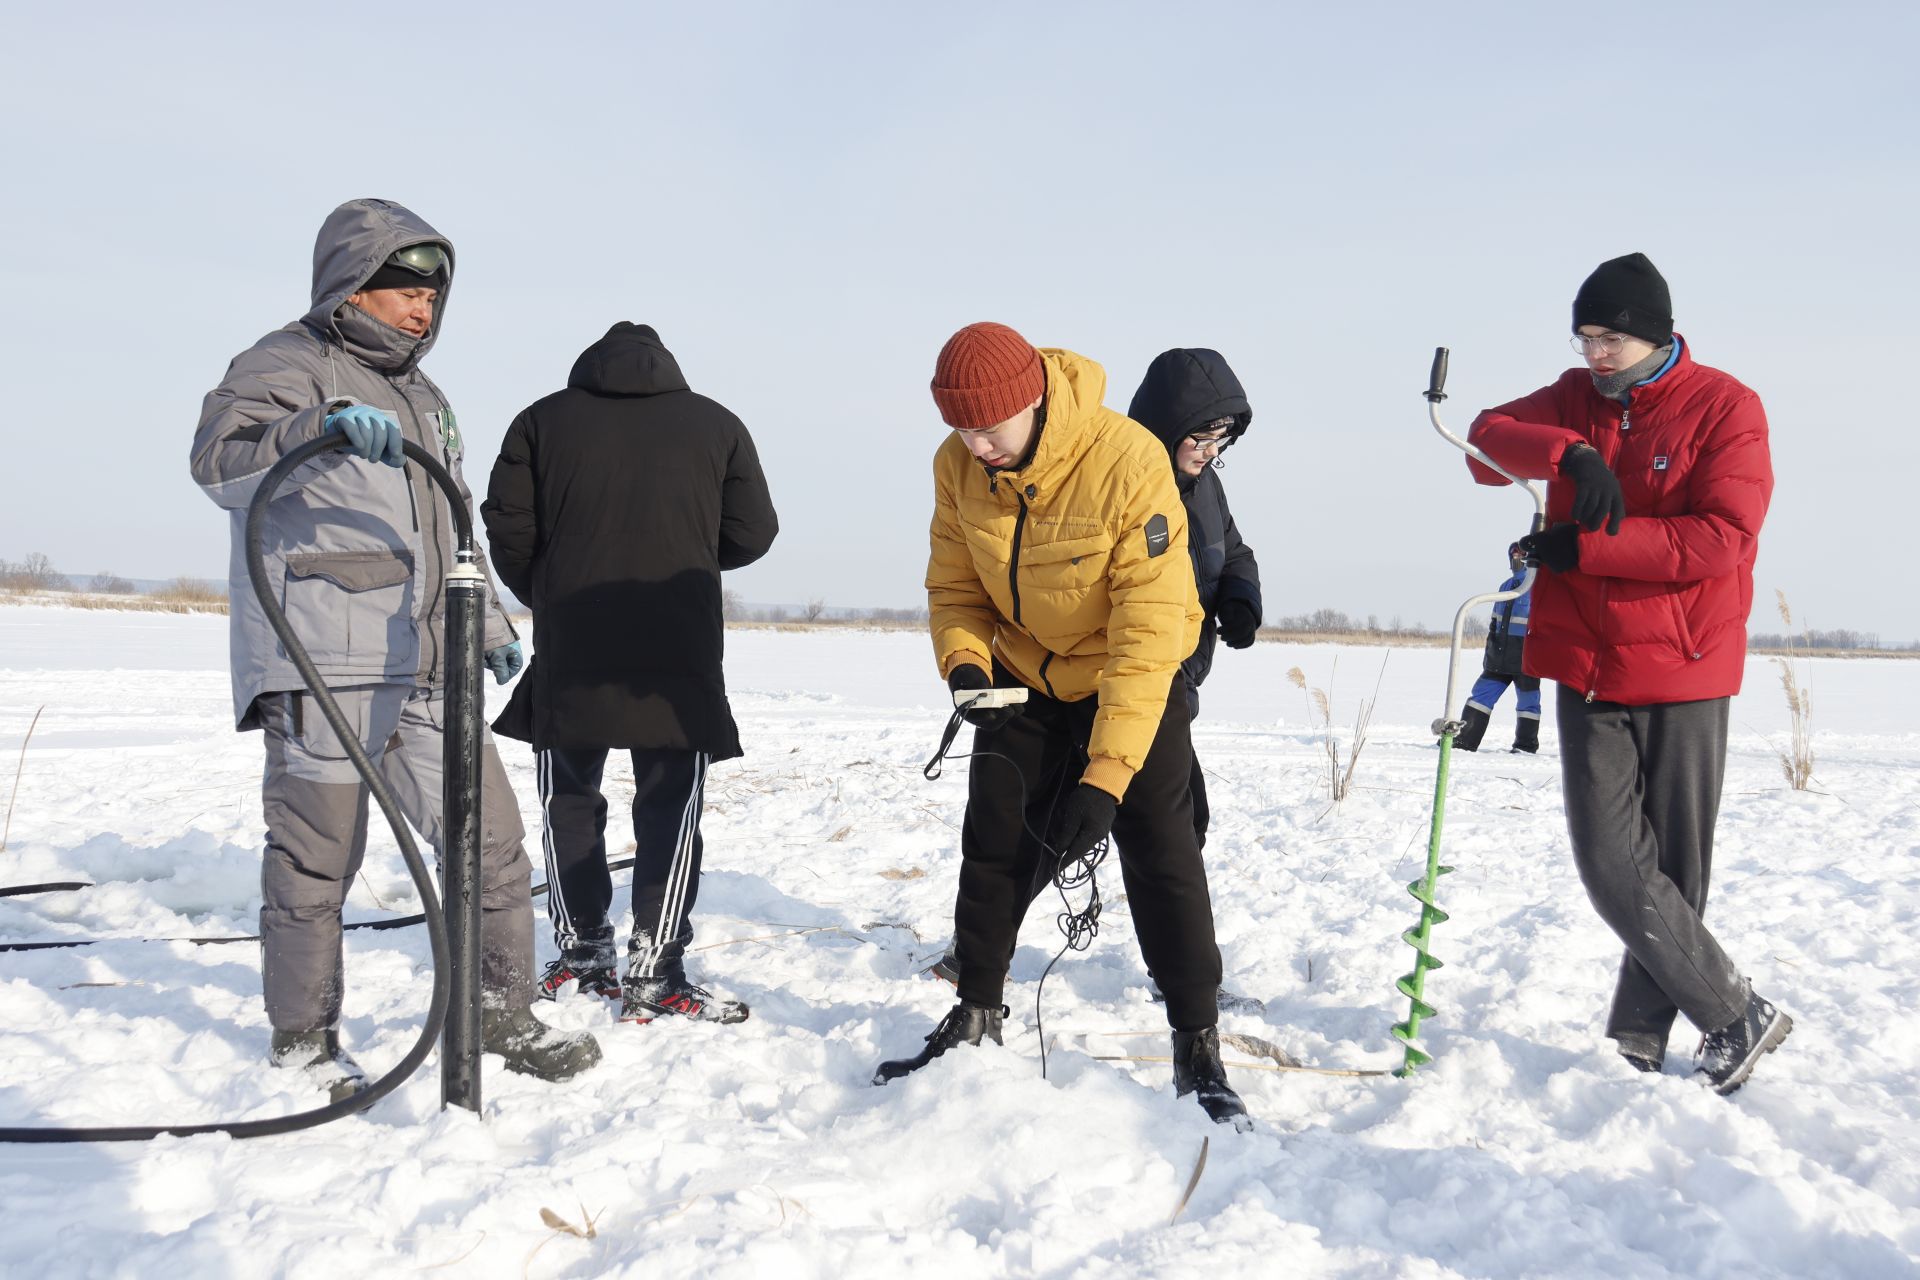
359, 243, 450, 292
389, 243, 449, 276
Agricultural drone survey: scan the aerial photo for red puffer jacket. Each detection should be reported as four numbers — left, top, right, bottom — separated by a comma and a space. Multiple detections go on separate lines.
1466, 338, 1772, 705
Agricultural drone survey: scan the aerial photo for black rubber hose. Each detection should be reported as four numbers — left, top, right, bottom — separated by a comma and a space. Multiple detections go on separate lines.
0, 882, 93, 899
0, 434, 469, 1142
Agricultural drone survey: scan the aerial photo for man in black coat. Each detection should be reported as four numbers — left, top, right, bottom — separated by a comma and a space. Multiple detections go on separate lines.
481, 322, 778, 1025
1127, 348, 1263, 849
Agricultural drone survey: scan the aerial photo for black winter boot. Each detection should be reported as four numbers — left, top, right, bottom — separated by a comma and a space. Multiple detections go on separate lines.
269, 1029, 366, 1103
482, 1002, 603, 1082
1172, 1027, 1252, 1130
1512, 716, 1541, 754
873, 1001, 1005, 1084
1695, 984, 1792, 1096
1451, 705, 1491, 752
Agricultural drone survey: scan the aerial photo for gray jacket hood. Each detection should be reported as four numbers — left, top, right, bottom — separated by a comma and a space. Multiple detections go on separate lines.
305, 198, 455, 374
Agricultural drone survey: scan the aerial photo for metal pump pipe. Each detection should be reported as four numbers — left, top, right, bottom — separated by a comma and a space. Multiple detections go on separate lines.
439, 553, 487, 1113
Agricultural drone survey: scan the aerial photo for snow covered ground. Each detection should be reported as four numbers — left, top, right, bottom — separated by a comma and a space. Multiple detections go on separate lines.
1, 605, 1916, 1278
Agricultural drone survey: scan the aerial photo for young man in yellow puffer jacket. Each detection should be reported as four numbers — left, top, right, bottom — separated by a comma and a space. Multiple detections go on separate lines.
871, 322, 1247, 1127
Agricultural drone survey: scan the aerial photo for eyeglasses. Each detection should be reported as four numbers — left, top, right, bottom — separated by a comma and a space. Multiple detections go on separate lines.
389, 243, 449, 276
1184, 417, 1239, 455
1184, 431, 1234, 455
1569, 332, 1629, 355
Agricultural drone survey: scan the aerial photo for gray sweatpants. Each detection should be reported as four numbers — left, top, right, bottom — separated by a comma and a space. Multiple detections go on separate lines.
259, 684, 535, 1031
1556, 684, 1748, 1056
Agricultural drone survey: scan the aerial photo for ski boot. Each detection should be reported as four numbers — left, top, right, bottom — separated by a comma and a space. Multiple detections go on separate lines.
1172, 1027, 1252, 1130
481, 1001, 603, 1081
873, 1000, 1005, 1084
619, 970, 749, 1024
269, 1029, 367, 1103
537, 953, 621, 1002
1512, 716, 1541, 755
1695, 984, 1792, 1096
1450, 705, 1491, 753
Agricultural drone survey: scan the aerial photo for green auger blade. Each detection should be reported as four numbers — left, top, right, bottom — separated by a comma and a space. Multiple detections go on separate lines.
1396, 940, 1445, 970
1393, 987, 1437, 1020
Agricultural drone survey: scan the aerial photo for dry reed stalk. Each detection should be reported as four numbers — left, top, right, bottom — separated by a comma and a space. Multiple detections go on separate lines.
2, 705, 44, 853
1773, 591, 1816, 789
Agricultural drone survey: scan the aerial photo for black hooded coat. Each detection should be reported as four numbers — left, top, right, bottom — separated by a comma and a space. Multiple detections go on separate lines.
1127, 348, 1262, 702
481, 323, 779, 756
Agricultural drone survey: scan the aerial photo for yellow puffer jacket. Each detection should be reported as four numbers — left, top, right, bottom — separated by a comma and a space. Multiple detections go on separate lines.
926, 348, 1202, 800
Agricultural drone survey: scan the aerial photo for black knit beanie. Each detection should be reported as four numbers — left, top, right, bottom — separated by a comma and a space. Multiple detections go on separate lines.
1572, 252, 1673, 345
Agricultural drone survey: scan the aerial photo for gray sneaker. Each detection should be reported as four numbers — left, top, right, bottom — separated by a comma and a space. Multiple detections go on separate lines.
481, 1003, 603, 1082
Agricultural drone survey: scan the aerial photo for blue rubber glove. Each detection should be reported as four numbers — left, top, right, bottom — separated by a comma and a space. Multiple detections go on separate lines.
484, 641, 524, 685
325, 405, 405, 467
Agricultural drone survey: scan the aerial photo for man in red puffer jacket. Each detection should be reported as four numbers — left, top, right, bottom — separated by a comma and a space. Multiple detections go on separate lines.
1465, 252, 1792, 1096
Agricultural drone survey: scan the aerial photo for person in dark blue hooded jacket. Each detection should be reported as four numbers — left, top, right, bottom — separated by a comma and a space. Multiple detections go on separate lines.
1126, 348, 1263, 849
1452, 543, 1541, 754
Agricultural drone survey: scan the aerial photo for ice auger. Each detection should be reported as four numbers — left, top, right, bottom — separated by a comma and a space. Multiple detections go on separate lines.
1391, 349, 1546, 1075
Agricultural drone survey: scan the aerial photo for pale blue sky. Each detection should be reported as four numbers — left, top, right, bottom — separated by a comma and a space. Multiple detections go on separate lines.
4, 1, 1914, 639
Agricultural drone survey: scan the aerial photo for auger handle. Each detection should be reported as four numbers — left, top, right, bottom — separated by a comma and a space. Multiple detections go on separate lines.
1426, 347, 1450, 403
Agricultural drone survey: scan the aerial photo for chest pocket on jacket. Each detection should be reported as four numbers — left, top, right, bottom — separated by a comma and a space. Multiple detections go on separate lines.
1020, 528, 1113, 597
281, 550, 415, 667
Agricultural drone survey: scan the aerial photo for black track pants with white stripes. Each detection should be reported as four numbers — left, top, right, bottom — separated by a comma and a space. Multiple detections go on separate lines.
538, 746, 710, 978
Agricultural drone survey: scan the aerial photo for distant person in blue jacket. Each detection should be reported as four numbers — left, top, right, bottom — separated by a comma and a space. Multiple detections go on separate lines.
1454, 544, 1540, 753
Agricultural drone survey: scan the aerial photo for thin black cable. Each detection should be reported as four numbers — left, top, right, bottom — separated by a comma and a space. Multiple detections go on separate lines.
0, 435, 468, 1144
923, 704, 1111, 1079
0, 858, 641, 954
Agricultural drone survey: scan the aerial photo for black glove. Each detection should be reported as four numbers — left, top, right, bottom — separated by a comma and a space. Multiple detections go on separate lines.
1045, 783, 1119, 862
947, 663, 1022, 730
1559, 444, 1625, 535
1519, 523, 1581, 574
1216, 598, 1260, 649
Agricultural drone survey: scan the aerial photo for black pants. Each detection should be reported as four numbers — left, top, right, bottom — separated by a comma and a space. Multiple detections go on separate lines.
1188, 753, 1211, 850
953, 681, 1223, 1031
1556, 686, 1747, 1054
538, 746, 710, 979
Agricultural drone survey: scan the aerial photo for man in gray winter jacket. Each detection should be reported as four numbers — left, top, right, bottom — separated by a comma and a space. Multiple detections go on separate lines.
190, 198, 599, 1090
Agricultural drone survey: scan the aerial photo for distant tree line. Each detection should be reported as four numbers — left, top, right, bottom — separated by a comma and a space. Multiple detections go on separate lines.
1, 552, 224, 604
1266, 607, 1455, 638
721, 589, 927, 626
0, 553, 72, 592
1750, 628, 1917, 652
11, 554, 1914, 649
